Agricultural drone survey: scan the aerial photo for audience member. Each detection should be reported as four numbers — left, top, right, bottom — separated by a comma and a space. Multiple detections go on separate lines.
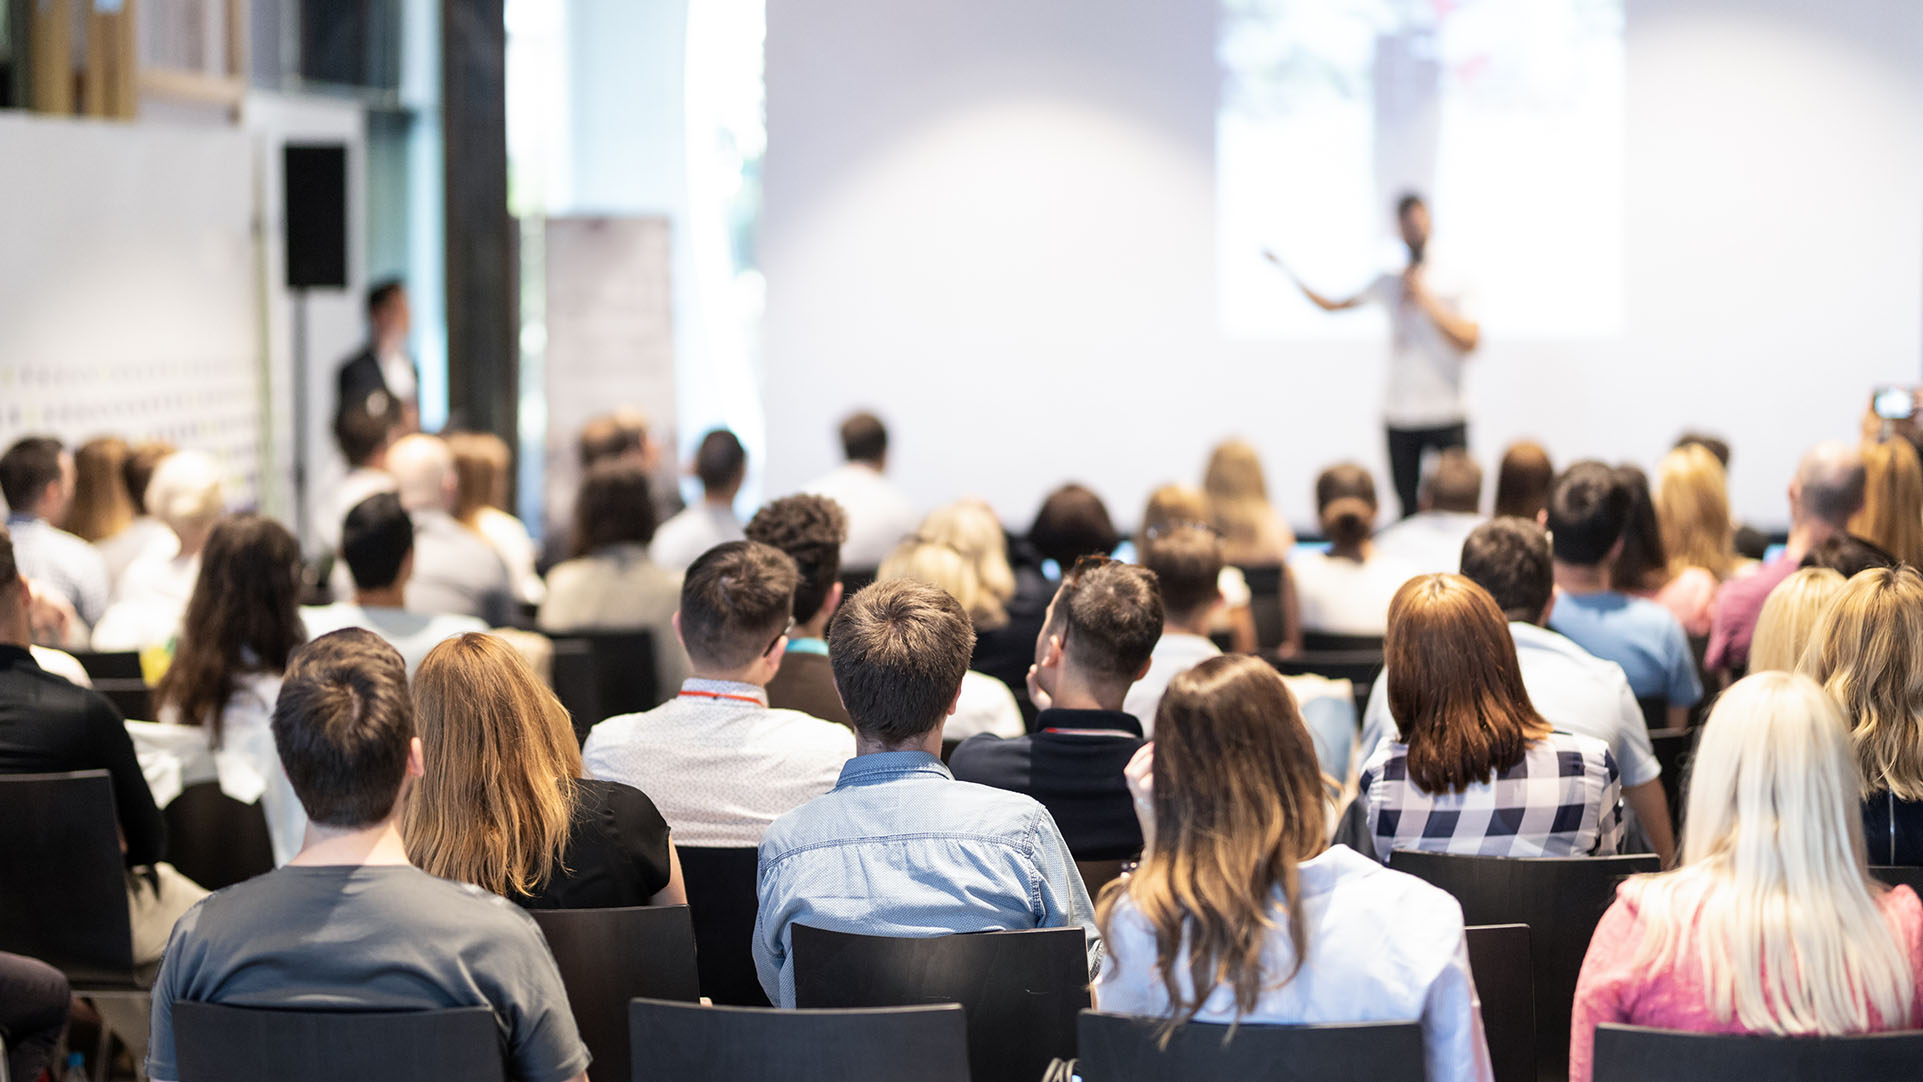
583, 541, 854, 846
1291, 463, 1416, 637
68, 435, 134, 545
577, 409, 656, 469
1801, 567, 1923, 865
1132, 483, 1266, 654
1568, 673, 1923, 1082
1654, 442, 1741, 585
93, 450, 226, 652
748, 494, 854, 727
148, 514, 309, 864
538, 458, 691, 694
805, 411, 917, 569
1802, 532, 1898, 578
1122, 525, 1226, 733
0, 952, 69, 1082
334, 278, 420, 431
0, 435, 109, 632
1359, 574, 1624, 861
302, 494, 487, 674
753, 579, 1102, 1006
1747, 566, 1846, 674
1706, 441, 1864, 672
1493, 440, 1553, 520
0, 523, 201, 966
1612, 464, 1718, 637
144, 629, 588, 1082
406, 632, 685, 909
651, 428, 748, 571
875, 540, 1024, 739
447, 431, 544, 606
1096, 655, 1491, 1082
323, 393, 401, 556
1672, 431, 1774, 556
1204, 438, 1297, 560
1361, 519, 1673, 865
916, 500, 1046, 689
949, 558, 1158, 860
1545, 462, 1702, 724
1027, 482, 1122, 575
386, 434, 514, 626
1850, 437, 1923, 568
97, 440, 179, 588
1372, 447, 1485, 574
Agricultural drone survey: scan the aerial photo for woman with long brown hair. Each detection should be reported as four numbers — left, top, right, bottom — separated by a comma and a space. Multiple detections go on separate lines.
405, 632, 685, 908
1613, 464, 1718, 637
447, 430, 545, 606
1359, 574, 1623, 860
1095, 654, 1490, 1082
67, 436, 134, 544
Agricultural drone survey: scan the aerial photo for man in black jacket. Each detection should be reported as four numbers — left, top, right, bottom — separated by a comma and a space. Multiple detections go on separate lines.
335, 278, 419, 432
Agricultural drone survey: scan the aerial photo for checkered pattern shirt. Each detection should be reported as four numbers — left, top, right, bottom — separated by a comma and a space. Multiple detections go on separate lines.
1358, 729, 1624, 862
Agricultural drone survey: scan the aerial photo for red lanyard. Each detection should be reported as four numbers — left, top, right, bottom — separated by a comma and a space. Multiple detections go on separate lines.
678, 689, 764, 706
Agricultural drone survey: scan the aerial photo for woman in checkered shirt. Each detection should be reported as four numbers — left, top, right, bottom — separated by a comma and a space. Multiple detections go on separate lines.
1358, 574, 1625, 861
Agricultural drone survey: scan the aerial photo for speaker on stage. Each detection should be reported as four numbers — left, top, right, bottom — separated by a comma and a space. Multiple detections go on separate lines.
283, 144, 348, 290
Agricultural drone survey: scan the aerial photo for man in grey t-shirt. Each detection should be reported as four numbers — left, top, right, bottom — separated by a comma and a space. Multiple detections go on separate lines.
146, 629, 588, 1082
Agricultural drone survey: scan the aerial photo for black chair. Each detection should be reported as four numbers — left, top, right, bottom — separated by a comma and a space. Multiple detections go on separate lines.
173, 1002, 505, 1082
791, 924, 1089, 1082
92, 678, 152, 721
71, 651, 141, 681
630, 998, 969, 1082
1269, 650, 1384, 718
1647, 727, 1695, 825
1870, 866, 1923, 895
1076, 1011, 1426, 1082
1076, 859, 1128, 899
1591, 1022, 1923, 1082
1466, 923, 1535, 1082
529, 905, 700, 1082
838, 568, 879, 599
1637, 697, 1668, 731
1387, 851, 1659, 1080
163, 781, 275, 890
675, 847, 770, 1006
1238, 564, 1289, 652
550, 630, 661, 743
1300, 631, 1384, 654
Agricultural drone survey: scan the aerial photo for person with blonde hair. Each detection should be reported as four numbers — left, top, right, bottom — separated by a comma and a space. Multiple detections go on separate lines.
1747, 567, 1846, 674
876, 538, 1024, 740
93, 450, 226, 652
1569, 672, 1923, 1082
1655, 442, 1739, 581
407, 631, 685, 908
446, 431, 544, 606
96, 439, 179, 589
1801, 566, 1923, 865
1850, 437, 1923, 569
915, 499, 1055, 707
1202, 438, 1295, 562
1096, 654, 1491, 1082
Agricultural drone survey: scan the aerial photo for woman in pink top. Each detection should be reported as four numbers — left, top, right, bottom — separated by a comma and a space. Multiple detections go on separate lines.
1569, 672, 1923, 1082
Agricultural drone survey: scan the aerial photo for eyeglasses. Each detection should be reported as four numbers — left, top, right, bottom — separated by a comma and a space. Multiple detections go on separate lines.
765, 624, 792, 657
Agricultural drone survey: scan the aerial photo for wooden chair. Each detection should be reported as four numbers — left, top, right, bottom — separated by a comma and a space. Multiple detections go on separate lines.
1075, 1011, 1425, 1082
791, 924, 1089, 1082
162, 781, 275, 891
173, 1003, 504, 1082
674, 846, 770, 1006
1592, 1022, 1923, 1082
529, 905, 700, 1082
1465, 923, 1535, 1082
630, 998, 969, 1082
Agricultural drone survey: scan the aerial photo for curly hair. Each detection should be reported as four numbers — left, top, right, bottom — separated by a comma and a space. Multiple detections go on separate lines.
747, 494, 849, 626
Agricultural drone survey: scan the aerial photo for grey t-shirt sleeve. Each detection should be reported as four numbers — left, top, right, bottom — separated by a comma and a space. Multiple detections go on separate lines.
145, 899, 208, 1081
485, 910, 592, 1082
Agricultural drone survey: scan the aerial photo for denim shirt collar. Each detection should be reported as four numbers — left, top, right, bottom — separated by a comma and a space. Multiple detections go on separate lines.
834, 750, 951, 789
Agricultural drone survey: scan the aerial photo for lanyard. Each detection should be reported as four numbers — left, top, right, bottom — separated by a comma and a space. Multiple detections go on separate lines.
678, 689, 764, 707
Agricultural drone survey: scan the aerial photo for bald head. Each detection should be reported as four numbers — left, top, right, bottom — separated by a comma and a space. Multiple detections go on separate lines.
386, 434, 454, 513
1792, 441, 1866, 529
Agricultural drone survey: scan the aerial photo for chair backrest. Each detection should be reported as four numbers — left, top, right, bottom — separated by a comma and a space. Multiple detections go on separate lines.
1268, 651, 1384, 687
173, 1002, 505, 1082
1647, 726, 1696, 826
1387, 850, 1658, 1078
72, 650, 142, 681
92, 678, 152, 722
1592, 1023, 1923, 1082
1076, 859, 1127, 899
630, 998, 969, 1082
1075, 1011, 1426, 1082
838, 568, 879, 600
1300, 631, 1385, 654
163, 781, 277, 891
529, 905, 700, 1082
1870, 865, 1923, 896
1465, 923, 1535, 1082
673, 847, 769, 1006
549, 631, 660, 744
1637, 696, 1668, 730
1237, 563, 1289, 652
0, 771, 137, 986
791, 924, 1089, 1082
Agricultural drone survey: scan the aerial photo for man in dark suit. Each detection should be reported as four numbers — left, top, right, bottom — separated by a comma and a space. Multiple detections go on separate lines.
336, 278, 419, 432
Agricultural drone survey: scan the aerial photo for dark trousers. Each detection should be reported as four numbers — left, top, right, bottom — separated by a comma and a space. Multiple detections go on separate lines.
0, 951, 70, 1081
1386, 422, 1469, 519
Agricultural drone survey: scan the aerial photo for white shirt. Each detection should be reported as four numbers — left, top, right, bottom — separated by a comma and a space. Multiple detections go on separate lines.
583, 678, 856, 847
1123, 634, 1223, 737
473, 506, 545, 606
321, 467, 399, 555
30, 646, 91, 687
299, 602, 487, 675
1290, 550, 1421, 637
1371, 511, 1485, 576
96, 516, 177, 593
945, 671, 1025, 742
1096, 844, 1492, 1082
91, 551, 199, 652
1365, 264, 1475, 428
134, 672, 308, 866
1358, 621, 1659, 789
649, 502, 746, 572
804, 462, 918, 569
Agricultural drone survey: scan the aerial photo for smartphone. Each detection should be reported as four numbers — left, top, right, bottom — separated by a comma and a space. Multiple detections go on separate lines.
1873, 385, 1919, 421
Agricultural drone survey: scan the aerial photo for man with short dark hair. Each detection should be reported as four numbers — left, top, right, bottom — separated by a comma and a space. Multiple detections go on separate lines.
1545, 462, 1702, 727
584, 540, 855, 847
1373, 447, 1486, 573
144, 629, 589, 1082
302, 494, 486, 674
748, 494, 854, 727
754, 579, 1101, 1006
1359, 517, 1675, 866
804, 410, 917, 568
651, 428, 748, 571
949, 559, 1161, 862
0, 435, 109, 630
334, 279, 419, 432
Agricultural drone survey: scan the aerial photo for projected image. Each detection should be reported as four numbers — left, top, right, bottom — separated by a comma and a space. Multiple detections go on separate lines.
1219, 0, 1623, 340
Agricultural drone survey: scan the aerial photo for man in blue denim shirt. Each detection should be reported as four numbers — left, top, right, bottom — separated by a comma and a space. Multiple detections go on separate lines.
753, 579, 1103, 1006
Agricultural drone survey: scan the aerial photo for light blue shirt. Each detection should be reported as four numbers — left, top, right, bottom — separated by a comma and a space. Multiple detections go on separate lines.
753, 750, 1103, 1007
1547, 590, 1702, 706
7, 513, 110, 628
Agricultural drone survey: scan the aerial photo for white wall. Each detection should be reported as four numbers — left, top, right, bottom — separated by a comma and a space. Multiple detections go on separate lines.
760, 0, 1923, 532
